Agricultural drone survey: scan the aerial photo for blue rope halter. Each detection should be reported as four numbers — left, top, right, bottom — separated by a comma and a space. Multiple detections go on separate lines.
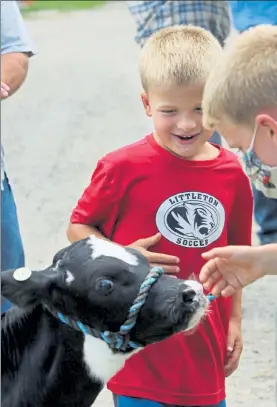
46, 267, 216, 352
48, 267, 164, 352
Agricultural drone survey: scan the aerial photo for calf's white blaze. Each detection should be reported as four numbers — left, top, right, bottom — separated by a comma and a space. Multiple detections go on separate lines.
88, 235, 138, 266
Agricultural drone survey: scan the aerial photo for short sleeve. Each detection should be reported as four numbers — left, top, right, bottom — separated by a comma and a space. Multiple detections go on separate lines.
70, 159, 118, 228
1, 1, 37, 56
228, 170, 253, 246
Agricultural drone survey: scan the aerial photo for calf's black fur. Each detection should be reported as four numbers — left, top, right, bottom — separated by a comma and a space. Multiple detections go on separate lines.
1, 236, 208, 407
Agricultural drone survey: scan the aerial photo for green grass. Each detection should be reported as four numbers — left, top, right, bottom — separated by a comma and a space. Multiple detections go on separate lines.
21, 1, 107, 13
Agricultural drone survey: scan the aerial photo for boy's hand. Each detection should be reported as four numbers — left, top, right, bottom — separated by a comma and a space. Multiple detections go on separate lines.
224, 318, 243, 377
199, 246, 265, 297
128, 233, 180, 274
1, 81, 10, 99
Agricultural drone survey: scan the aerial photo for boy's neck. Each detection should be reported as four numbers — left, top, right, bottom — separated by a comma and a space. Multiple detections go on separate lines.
153, 132, 220, 161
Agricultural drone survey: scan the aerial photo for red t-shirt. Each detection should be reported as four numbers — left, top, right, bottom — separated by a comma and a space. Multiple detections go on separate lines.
70, 134, 253, 406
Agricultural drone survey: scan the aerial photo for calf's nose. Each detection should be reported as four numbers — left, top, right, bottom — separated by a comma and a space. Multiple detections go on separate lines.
182, 287, 196, 304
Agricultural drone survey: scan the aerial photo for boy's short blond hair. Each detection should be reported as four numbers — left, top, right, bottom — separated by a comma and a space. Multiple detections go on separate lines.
203, 25, 277, 129
139, 25, 222, 93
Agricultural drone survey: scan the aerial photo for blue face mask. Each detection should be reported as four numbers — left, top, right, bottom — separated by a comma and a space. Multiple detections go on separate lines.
241, 124, 277, 199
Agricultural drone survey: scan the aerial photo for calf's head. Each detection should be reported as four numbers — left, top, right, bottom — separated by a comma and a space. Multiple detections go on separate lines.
1, 236, 209, 347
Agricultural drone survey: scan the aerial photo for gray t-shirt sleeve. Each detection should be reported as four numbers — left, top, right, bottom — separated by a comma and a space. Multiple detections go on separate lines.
1, 0, 37, 56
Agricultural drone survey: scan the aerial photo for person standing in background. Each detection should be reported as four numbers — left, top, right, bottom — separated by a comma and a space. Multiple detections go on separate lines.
126, 1, 232, 146
1, 0, 36, 312
228, 0, 277, 247
229, 1, 277, 32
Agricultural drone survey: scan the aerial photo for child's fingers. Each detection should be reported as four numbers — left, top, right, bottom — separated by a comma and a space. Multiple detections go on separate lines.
199, 259, 221, 285
221, 285, 237, 297
1, 81, 10, 91
149, 263, 180, 274
224, 352, 239, 377
209, 279, 229, 297
141, 248, 179, 266
1, 88, 9, 98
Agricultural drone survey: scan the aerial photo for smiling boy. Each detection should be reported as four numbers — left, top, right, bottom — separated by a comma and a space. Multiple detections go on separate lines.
67, 26, 253, 407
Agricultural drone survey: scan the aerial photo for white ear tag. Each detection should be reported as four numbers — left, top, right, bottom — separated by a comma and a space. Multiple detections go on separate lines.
13, 267, 32, 282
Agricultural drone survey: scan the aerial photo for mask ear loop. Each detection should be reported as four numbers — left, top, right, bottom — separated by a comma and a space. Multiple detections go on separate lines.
242, 123, 260, 178
245, 123, 258, 154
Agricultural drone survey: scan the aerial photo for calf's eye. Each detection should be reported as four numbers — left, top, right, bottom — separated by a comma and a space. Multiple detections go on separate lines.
95, 278, 114, 295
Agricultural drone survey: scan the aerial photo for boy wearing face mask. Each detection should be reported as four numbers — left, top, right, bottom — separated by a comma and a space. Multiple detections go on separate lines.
199, 24, 277, 297
228, 0, 277, 248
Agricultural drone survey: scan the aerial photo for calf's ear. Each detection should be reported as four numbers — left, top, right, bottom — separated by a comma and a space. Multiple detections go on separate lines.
1, 267, 62, 308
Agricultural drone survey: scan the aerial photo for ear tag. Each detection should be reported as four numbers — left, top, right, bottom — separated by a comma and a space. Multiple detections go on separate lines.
13, 267, 32, 282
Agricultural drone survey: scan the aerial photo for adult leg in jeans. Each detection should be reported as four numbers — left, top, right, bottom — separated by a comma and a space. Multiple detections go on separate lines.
1, 172, 25, 313
252, 184, 277, 245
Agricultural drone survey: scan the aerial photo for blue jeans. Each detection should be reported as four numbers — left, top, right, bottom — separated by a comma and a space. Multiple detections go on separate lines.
1, 172, 25, 313
252, 184, 277, 245
113, 395, 226, 407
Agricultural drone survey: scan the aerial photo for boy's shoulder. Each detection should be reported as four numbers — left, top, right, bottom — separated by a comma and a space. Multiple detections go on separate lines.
219, 146, 246, 170
100, 135, 152, 168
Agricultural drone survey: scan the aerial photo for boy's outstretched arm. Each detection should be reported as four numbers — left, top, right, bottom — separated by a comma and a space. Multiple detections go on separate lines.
199, 244, 276, 297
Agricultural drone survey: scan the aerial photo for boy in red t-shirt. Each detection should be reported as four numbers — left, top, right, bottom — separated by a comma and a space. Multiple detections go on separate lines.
67, 26, 253, 407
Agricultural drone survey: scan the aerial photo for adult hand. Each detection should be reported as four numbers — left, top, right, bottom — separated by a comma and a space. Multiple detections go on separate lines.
224, 317, 243, 377
128, 233, 180, 274
199, 245, 266, 297
1, 81, 10, 99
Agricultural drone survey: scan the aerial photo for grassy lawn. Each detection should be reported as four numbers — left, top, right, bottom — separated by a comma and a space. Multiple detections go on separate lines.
21, 1, 107, 13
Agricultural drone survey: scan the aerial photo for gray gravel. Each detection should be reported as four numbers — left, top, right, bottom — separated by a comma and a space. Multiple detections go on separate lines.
2, 2, 276, 406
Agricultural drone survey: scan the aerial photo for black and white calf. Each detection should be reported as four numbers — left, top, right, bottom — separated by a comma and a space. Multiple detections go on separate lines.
2, 236, 209, 407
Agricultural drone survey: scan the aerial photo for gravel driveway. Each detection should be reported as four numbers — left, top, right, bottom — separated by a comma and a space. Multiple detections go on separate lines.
2, 2, 276, 406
